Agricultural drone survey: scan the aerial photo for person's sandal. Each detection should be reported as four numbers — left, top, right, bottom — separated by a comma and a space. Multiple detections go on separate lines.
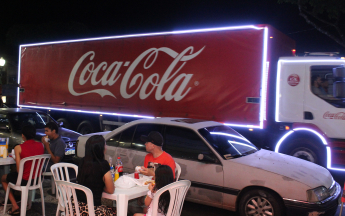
7, 207, 20, 215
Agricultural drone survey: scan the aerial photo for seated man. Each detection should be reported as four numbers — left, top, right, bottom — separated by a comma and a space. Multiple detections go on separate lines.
139, 131, 175, 179
1, 124, 44, 215
41, 122, 66, 170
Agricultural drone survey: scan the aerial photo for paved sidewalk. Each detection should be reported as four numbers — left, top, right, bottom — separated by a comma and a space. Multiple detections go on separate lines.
0, 178, 344, 216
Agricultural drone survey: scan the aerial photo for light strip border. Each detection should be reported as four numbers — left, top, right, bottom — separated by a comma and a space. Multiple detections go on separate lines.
17, 24, 269, 129
275, 127, 345, 171
19, 105, 155, 119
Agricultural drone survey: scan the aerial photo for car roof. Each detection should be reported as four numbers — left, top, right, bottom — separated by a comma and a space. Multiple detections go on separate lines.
0, 108, 43, 114
120, 117, 223, 130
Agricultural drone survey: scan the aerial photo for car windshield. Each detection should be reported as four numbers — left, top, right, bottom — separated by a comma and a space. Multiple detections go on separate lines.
198, 125, 258, 160
8, 112, 57, 132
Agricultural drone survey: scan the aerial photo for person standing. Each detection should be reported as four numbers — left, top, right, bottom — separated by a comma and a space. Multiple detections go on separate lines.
41, 122, 66, 169
139, 131, 175, 179
1, 124, 44, 215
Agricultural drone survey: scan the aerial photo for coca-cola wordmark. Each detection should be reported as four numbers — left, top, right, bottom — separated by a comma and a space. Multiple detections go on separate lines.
323, 111, 345, 120
68, 46, 205, 101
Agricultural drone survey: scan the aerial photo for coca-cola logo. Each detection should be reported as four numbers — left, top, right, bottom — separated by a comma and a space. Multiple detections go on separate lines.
287, 74, 300, 86
323, 111, 345, 120
68, 46, 205, 101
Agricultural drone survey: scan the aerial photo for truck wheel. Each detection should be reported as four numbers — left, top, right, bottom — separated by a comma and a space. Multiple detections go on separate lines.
77, 121, 94, 134
287, 138, 324, 166
239, 189, 284, 216
56, 118, 71, 129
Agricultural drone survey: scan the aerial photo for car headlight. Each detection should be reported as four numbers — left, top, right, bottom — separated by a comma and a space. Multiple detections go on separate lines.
306, 186, 330, 202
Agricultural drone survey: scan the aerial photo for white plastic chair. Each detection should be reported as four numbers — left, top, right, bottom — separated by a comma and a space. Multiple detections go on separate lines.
175, 162, 181, 181
50, 163, 79, 216
151, 180, 191, 216
3, 154, 51, 216
42, 172, 55, 195
55, 180, 95, 216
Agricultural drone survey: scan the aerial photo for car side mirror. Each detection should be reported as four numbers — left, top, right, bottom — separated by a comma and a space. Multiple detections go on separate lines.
0, 124, 10, 131
198, 153, 218, 163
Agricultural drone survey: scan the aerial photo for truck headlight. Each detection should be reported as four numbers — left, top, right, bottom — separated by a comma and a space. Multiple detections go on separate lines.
306, 186, 330, 202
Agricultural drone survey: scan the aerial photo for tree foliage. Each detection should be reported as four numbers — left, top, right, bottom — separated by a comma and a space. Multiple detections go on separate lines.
279, 0, 345, 48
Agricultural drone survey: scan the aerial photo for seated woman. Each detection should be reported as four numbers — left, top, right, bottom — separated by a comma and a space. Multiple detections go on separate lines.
75, 135, 116, 215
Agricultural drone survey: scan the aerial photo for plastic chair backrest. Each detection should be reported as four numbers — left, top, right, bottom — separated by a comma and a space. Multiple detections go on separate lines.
151, 180, 191, 216
16, 154, 51, 188
175, 162, 181, 181
50, 163, 78, 182
55, 180, 95, 216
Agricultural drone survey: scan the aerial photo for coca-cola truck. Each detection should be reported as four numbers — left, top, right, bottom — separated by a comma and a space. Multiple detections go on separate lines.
18, 24, 345, 170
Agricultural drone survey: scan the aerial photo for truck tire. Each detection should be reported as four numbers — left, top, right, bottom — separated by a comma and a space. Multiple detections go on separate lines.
56, 118, 71, 129
286, 138, 325, 167
239, 189, 285, 216
77, 121, 95, 135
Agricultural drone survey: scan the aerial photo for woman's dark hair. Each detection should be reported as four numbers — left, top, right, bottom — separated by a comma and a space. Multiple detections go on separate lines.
77, 135, 105, 185
153, 165, 174, 215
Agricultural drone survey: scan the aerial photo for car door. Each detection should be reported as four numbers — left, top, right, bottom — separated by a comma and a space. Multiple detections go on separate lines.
105, 124, 165, 173
163, 125, 224, 208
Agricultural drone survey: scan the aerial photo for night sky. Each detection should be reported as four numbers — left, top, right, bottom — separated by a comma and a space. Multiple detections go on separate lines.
1, 0, 344, 61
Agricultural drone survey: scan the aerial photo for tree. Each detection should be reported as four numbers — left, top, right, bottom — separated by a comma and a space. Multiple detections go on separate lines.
279, 0, 345, 48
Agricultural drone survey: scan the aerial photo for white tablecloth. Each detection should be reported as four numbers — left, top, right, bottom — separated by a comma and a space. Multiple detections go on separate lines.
0, 157, 15, 173
102, 174, 150, 216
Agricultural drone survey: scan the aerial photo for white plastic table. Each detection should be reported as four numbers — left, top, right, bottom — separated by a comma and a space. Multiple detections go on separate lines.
102, 176, 149, 216
0, 157, 15, 174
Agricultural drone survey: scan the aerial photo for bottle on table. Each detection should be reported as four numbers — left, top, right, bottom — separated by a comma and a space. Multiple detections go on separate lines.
110, 165, 115, 182
116, 157, 123, 177
114, 168, 119, 181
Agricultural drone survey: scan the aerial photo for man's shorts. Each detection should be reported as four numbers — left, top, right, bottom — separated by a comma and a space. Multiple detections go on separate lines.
6, 172, 29, 186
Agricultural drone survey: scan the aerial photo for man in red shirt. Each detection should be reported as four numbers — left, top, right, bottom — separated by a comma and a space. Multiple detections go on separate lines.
140, 131, 175, 179
1, 124, 44, 215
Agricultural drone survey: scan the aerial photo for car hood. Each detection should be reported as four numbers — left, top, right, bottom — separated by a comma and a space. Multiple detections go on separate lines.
233, 149, 333, 189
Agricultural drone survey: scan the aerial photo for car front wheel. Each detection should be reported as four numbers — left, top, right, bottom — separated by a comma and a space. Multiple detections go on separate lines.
239, 189, 285, 216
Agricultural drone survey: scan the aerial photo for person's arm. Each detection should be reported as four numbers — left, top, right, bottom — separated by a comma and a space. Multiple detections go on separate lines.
144, 184, 154, 206
103, 171, 115, 194
140, 167, 155, 177
41, 137, 61, 164
14, 145, 22, 172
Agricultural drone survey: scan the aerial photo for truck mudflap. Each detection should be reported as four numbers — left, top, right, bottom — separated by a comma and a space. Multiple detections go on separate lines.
283, 182, 341, 216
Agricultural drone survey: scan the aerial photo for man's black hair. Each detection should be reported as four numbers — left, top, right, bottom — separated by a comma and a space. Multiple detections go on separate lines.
22, 124, 36, 140
45, 122, 59, 134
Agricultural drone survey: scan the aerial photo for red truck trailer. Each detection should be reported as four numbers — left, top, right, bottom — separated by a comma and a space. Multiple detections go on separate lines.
18, 24, 345, 170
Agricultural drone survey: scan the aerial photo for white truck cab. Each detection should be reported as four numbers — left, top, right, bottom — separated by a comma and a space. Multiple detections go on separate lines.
275, 56, 345, 170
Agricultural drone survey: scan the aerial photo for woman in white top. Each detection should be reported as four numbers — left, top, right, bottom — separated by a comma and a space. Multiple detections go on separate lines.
134, 165, 174, 216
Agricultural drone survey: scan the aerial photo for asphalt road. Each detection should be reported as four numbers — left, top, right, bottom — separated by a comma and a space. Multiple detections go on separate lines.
180, 169, 345, 216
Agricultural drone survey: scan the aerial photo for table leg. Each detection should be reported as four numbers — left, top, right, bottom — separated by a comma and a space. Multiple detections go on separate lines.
116, 194, 129, 216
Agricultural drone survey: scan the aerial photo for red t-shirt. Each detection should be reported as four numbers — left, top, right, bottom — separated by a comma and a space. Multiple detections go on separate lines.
144, 151, 176, 179
20, 140, 45, 180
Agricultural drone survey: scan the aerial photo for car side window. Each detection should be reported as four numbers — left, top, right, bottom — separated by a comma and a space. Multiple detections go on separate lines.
0, 114, 9, 130
106, 133, 121, 147
164, 126, 218, 162
132, 124, 165, 151
117, 126, 136, 149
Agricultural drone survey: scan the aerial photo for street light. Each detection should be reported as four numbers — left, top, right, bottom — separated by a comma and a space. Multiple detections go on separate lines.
0, 57, 5, 67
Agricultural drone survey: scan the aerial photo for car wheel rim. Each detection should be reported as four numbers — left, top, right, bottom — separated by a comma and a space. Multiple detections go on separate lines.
292, 150, 315, 163
245, 196, 273, 216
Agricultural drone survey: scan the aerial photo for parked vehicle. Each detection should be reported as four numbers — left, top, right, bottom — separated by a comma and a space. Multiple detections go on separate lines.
0, 108, 80, 159
17, 24, 345, 169
76, 117, 341, 216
